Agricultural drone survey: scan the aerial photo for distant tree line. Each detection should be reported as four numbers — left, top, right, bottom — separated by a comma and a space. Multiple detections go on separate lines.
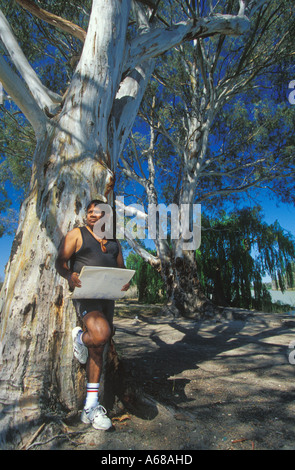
126, 250, 166, 304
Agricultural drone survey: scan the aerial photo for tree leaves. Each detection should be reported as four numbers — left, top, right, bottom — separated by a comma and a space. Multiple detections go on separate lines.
197, 207, 295, 309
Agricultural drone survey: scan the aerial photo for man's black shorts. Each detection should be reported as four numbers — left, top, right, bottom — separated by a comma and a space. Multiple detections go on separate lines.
72, 299, 115, 326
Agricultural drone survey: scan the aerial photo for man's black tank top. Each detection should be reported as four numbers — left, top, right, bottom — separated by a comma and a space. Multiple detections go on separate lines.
70, 226, 119, 274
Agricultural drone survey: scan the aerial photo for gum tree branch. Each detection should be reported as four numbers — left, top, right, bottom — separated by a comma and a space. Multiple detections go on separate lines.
0, 9, 61, 114
14, 0, 86, 43
0, 54, 47, 137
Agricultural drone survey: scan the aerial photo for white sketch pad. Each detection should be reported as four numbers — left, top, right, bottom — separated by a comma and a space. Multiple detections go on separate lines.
69, 266, 135, 300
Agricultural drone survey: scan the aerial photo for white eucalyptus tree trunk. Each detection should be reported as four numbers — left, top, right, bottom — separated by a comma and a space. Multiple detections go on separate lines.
0, 0, 258, 446
0, 0, 138, 446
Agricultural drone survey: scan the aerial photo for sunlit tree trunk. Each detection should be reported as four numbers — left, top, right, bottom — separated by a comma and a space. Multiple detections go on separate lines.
0, 0, 135, 446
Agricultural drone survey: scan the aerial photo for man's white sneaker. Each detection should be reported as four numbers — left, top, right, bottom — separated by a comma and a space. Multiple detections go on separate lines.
81, 405, 112, 430
72, 327, 88, 364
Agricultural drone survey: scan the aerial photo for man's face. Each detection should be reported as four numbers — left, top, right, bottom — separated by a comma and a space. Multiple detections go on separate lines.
86, 204, 104, 228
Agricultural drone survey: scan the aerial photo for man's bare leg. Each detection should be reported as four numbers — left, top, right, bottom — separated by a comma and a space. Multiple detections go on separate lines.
82, 310, 111, 381
79, 310, 112, 430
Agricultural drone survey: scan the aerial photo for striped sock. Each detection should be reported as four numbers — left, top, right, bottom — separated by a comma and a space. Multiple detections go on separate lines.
85, 383, 99, 410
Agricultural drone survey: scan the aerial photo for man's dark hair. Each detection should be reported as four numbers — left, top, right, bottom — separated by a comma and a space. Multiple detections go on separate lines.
86, 199, 118, 241
86, 199, 106, 212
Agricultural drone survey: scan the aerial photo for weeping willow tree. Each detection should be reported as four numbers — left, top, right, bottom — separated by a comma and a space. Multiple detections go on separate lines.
196, 207, 295, 309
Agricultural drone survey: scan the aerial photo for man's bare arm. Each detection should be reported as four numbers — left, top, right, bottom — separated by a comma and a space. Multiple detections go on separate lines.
55, 229, 81, 289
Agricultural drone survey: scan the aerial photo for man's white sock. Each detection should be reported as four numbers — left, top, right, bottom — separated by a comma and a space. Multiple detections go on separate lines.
85, 383, 99, 410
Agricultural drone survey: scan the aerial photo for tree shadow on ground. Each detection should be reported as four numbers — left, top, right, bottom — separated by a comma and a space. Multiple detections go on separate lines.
114, 311, 295, 425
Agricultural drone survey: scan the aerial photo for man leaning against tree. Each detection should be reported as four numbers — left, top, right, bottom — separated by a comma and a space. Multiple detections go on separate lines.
55, 199, 130, 430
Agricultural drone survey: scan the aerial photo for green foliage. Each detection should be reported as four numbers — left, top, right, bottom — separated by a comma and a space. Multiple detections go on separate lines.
126, 251, 166, 304
0, 102, 35, 235
196, 207, 295, 310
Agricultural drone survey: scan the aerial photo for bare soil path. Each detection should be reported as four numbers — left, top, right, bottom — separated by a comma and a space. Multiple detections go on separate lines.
21, 302, 295, 451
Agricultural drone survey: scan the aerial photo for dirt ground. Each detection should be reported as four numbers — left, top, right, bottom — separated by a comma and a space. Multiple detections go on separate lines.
23, 301, 295, 451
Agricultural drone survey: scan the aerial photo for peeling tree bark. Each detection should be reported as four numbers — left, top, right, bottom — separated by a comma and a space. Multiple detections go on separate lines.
0, 0, 133, 447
